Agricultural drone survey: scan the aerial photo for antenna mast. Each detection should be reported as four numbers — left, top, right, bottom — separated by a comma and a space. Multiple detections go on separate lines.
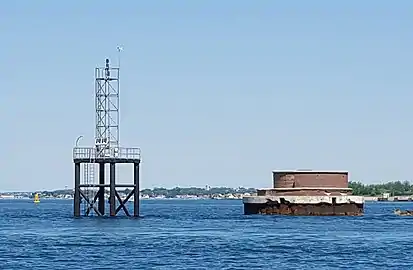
94, 54, 120, 157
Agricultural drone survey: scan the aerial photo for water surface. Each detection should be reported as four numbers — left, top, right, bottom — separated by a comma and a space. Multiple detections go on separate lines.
0, 199, 412, 269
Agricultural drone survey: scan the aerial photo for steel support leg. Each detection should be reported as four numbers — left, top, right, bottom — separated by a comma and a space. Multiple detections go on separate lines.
99, 163, 105, 215
110, 163, 116, 216
134, 162, 140, 217
74, 162, 81, 217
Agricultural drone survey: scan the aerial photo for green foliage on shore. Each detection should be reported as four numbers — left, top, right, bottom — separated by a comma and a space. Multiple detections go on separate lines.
349, 181, 413, 196
17, 182, 413, 198
20, 187, 256, 198
138, 187, 256, 198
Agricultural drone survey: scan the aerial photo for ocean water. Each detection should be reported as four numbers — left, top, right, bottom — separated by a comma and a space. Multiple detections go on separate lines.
0, 199, 412, 270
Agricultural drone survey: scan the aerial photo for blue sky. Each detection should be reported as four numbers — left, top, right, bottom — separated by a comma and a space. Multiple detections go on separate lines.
1, 1, 412, 191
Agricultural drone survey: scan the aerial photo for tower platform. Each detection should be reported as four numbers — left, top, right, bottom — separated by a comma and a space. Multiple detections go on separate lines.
73, 147, 141, 163
73, 146, 141, 218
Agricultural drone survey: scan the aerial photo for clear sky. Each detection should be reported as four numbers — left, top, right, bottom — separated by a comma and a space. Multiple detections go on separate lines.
1, 1, 412, 191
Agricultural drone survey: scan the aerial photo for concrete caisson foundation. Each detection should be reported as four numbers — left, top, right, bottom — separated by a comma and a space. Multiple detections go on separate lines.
244, 170, 365, 216
243, 195, 364, 216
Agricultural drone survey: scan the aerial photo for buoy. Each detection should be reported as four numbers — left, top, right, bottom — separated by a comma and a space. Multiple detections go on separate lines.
34, 193, 40, 204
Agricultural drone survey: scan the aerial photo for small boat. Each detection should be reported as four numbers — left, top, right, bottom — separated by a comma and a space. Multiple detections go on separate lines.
33, 193, 40, 204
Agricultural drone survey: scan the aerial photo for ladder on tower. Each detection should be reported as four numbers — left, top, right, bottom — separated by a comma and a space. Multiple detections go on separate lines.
87, 163, 95, 187
82, 151, 96, 215
82, 163, 88, 213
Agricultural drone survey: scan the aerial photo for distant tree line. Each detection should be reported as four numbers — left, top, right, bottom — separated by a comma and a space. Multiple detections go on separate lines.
137, 187, 256, 198
30, 181, 413, 198
29, 187, 252, 197
349, 181, 413, 196
29, 187, 256, 198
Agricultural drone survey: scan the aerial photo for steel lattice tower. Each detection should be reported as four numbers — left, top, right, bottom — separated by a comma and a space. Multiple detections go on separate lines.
73, 49, 141, 218
95, 58, 120, 157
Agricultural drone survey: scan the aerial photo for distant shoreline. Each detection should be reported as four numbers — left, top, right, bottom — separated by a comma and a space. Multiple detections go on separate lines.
1, 196, 413, 202
363, 196, 413, 202
0, 196, 244, 200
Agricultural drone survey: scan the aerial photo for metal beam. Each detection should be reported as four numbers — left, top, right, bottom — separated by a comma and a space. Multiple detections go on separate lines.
134, 162, 140, 217
115, 190, 130, 216
110, 163, 116, 216
115, 188, 134, 215
99, 163, 105, 215
74, 162, 81, 217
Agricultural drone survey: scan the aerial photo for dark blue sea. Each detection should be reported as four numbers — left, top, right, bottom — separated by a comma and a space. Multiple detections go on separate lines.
0, 199, 412, 270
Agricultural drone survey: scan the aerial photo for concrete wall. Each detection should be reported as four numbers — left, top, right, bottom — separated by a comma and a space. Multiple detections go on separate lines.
273, 171, 348, 189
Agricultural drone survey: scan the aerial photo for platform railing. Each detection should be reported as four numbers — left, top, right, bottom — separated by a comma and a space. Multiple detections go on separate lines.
73, 147, 141, 160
